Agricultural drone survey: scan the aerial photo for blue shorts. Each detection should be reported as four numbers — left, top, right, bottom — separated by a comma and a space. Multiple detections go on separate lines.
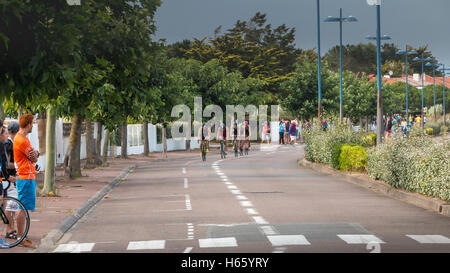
16, 179, 36, 211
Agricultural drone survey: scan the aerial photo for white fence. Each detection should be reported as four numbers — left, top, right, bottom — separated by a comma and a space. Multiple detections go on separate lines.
22, 120, 200, 171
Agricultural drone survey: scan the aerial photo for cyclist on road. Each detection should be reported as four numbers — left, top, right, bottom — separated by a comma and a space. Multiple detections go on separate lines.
231, 122, 239, 155
216, 123, 227, 155
242, 120, 251, 153
198, 123, 211, 153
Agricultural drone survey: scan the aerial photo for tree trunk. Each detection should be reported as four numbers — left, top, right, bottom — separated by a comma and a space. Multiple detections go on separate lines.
121, 120, 127, 158
84, 118, 96, 169
42, 106, 56, 195
102, 128, 110, 165
162, 126, 167, 158
143, 123, 149, 156
64, 113, 82, 179
0, 103, 5, 121
37, 112, 46, 155
95, 122, 102, 165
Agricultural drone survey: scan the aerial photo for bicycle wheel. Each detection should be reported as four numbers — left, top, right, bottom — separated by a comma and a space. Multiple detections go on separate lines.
0, 196, 30, 248
201, 143, 206, 161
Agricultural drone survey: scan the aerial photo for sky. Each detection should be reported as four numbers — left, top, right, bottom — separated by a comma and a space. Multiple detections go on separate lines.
153, 0, 450, 67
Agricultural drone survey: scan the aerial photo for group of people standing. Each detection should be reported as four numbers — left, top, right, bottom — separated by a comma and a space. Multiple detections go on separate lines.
1, 114, 39, 248
383, 114, 425, 140
278, 119, 302, 145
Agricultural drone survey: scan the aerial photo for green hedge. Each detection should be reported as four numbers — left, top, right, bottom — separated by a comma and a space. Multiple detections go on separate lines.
304, 125, 363, 166
362, 133, 376, 147
338, 145, 367, 172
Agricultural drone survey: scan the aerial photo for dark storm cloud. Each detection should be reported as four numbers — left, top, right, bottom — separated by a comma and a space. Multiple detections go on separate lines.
154, 0, 450, 65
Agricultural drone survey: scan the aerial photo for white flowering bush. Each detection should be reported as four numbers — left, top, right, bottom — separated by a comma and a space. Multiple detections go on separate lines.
367, 135, 450, 201
304, 124, 363, 166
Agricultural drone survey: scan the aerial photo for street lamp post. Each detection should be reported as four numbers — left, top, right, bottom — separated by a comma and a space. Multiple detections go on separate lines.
366, 0, 390, 145
325, 9, 358, 124
396, 46, 417, 121
438, 65, 450, 126
426, 62, 442, 122
317, 0, 322, 122
413, 53, 433, 129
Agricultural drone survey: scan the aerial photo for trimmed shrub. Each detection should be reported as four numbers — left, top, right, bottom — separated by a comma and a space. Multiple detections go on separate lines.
304, 124, 363, 166
425, 121, 441, 136
338, 145, 367, 172
362, 133, 376, 147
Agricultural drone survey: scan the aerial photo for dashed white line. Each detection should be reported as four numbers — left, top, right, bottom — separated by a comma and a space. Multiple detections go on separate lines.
182, 168, 186, 174
240, 201, 253, 207
246, 208, 258, 215
252, 216, 269, 224
53, 243, 95, 253
236, 195, 248, 200
231, 190, 242, 195
185, 194, 192, 210
227, 185, 238, 190
184, 178, 188, 189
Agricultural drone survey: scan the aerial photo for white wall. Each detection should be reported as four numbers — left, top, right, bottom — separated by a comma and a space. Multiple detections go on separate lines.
25, 121, 199, 171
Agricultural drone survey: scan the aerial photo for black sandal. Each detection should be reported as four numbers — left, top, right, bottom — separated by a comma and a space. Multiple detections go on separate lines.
5, 230, 17, 239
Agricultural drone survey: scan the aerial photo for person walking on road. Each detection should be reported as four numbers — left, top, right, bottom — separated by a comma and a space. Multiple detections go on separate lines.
261, 122, 271, 144
13, 114, 40, 248
279, 120, 285, 145
289, 121, 297, 145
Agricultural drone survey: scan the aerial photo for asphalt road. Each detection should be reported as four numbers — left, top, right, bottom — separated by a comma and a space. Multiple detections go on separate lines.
50, 144, 450, 253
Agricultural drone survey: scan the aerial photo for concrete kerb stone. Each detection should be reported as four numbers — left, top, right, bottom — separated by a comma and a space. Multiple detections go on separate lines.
298, 158, 450, 218
34, 163, 139, 253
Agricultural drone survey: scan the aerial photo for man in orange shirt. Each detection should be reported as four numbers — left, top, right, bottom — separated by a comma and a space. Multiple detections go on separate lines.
13, 114, 39, 248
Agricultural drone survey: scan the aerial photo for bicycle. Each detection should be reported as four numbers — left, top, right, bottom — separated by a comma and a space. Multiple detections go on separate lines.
200, 140, 207, 161
220, 140, 226, 159
233, 138, 239, 157
0, 180, 30, 249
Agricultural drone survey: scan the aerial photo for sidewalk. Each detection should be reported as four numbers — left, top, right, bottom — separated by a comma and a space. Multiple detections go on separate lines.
0, 150, 202, 253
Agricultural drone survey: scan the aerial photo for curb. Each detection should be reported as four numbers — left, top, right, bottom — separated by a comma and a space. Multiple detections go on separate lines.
298, 158, 450, 218
34, 163, 138, 253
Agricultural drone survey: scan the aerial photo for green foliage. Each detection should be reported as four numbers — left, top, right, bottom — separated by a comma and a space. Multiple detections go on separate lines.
280, 58, 338, 120
367, 135, 449, 201
362, 133, 377, 147
338, 145, 367, 172
425, 121, 442, 136
304, 124, 363, 166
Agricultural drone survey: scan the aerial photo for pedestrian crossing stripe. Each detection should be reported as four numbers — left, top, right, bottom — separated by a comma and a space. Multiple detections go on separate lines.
199, 237, 238, 248
53, 242, 95, 253
52, 234, 450, 252
337, 234, 385, 244
127, 240, 166, 250
267, 235, 311, 246
406, 235, 450, 244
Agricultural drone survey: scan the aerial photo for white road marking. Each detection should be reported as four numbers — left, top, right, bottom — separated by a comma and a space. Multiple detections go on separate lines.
231, 190, 242, 195
224, 182, 233, 185
199, 237, 238, 248
182, 168, 186, 174
252, 216, 269, 224
127, 240, 166, 250
272, 247, 287, 253
406, 235, 450, 244
337, 234, 385, 244
259, 225, 278, 236
183, 247, 193, 253
220, 175, 227, 179
267, 235, 311, 246
185, 194, 192, 210
236, 195, 248, 200
53, 243, 95, 253
240, 201, 253, 207
246, 208, 258, 215
184, 178, 188, 189
217, 172, 224, 175
227, 185, 238, 190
